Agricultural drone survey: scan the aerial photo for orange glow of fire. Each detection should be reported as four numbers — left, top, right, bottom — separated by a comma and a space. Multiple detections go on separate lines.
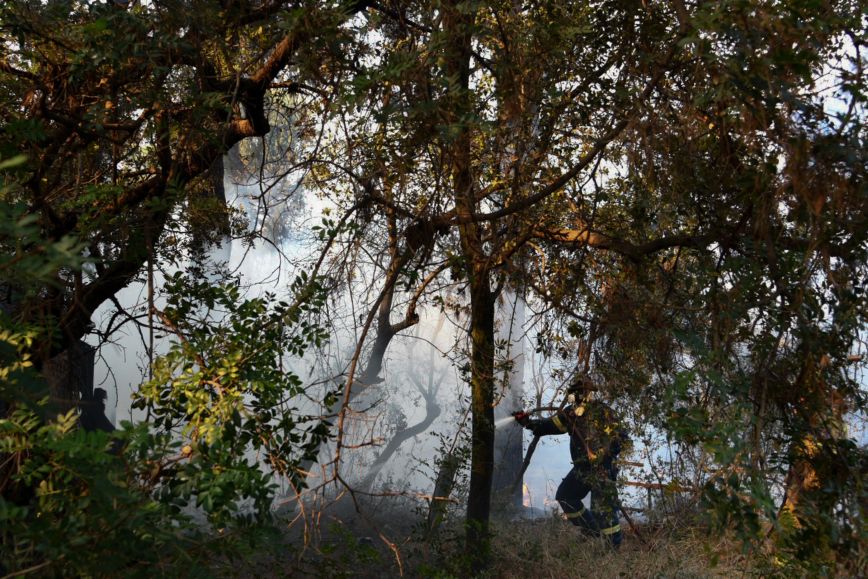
522, 483, 531, 508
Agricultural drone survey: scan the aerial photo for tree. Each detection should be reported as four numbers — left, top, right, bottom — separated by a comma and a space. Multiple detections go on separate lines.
356, 323, 449, 493
307, 0, 865, 571
0, 0, 367, 371
0, 1, 369, 574
312, 0, 685, 568
518, 2, 867, 570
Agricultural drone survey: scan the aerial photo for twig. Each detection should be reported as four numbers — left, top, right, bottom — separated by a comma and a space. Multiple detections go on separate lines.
619, 505, 650, 548
2, 559, 55, 578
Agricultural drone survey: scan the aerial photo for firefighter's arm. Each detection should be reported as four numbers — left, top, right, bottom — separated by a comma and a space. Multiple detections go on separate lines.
526, 411, 570, 437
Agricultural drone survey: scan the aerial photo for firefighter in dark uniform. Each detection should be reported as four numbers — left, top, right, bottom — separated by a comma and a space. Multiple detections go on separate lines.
515, 376, 625, 548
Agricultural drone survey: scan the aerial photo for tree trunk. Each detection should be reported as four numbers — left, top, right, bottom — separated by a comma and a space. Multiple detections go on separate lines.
426, 449, 462, 538
42, 340, 95, 415
440, 0, 491, 570
295, 221, 417, 484
465, 277, 496, 572
359, 399, 440, 492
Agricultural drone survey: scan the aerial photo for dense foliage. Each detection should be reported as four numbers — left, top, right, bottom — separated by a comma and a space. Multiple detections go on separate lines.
1, 0, 865, 576
1, 192, 334, 575
0, 1, 352, 573
301, 1, 866, 572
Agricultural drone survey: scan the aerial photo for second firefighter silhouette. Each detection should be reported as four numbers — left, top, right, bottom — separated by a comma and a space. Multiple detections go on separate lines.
514, 376, 626, 548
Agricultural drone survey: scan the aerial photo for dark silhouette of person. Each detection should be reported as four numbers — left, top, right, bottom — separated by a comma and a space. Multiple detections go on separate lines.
514, 376, 627, 548
79, 387, 115, 433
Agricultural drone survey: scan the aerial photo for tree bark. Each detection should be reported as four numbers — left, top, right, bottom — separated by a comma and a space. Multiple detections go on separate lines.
440, 1, 493, 570
426, 449, 462, 538
464, 277, 496, 572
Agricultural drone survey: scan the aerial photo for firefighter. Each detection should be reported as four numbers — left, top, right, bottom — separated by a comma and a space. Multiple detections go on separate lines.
514, 376, 626, 548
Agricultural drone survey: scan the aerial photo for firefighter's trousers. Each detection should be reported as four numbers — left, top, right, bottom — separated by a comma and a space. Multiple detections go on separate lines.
555, 460, 622, 547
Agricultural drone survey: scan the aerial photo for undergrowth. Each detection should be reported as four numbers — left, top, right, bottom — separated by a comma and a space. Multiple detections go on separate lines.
243, 512, 766, 578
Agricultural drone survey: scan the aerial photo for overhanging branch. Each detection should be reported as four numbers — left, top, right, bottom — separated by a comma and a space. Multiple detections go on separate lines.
534, 225, 722, 261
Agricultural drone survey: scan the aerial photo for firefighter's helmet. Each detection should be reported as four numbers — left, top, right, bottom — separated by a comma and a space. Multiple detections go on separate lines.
568, 374, 597, 393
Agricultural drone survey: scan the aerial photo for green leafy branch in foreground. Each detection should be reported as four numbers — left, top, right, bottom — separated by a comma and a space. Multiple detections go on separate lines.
0, 405, 196, 576
1, 271, 336, 576
1, 183, 192, 574
133, 271, 335, 528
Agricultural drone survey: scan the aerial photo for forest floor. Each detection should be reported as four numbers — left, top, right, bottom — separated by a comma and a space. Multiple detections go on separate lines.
232, 507, 761, 578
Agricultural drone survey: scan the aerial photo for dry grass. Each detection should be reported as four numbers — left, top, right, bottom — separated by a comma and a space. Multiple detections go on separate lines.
241, 511, 760, 578
230, 496, 865, 577
485, 517, 754, 579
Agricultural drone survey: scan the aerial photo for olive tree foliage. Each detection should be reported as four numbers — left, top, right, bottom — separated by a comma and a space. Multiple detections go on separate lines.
301, 0, 866, 571
300, 0, 691, 569
299, 0, 677, 563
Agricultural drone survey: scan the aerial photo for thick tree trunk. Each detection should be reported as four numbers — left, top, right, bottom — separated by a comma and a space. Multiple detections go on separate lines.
42, 340, 95, 415
465, 277, 496, 572
440, 0, 491, 570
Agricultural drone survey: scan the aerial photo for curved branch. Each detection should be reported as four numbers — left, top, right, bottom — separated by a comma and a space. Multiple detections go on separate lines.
533, 226, 723, 261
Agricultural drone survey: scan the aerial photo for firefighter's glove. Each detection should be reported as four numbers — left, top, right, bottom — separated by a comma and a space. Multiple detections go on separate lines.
512, 411, 531, 427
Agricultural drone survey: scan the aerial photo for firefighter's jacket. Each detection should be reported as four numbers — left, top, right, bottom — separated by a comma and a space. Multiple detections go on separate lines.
529, 399, 626, 466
